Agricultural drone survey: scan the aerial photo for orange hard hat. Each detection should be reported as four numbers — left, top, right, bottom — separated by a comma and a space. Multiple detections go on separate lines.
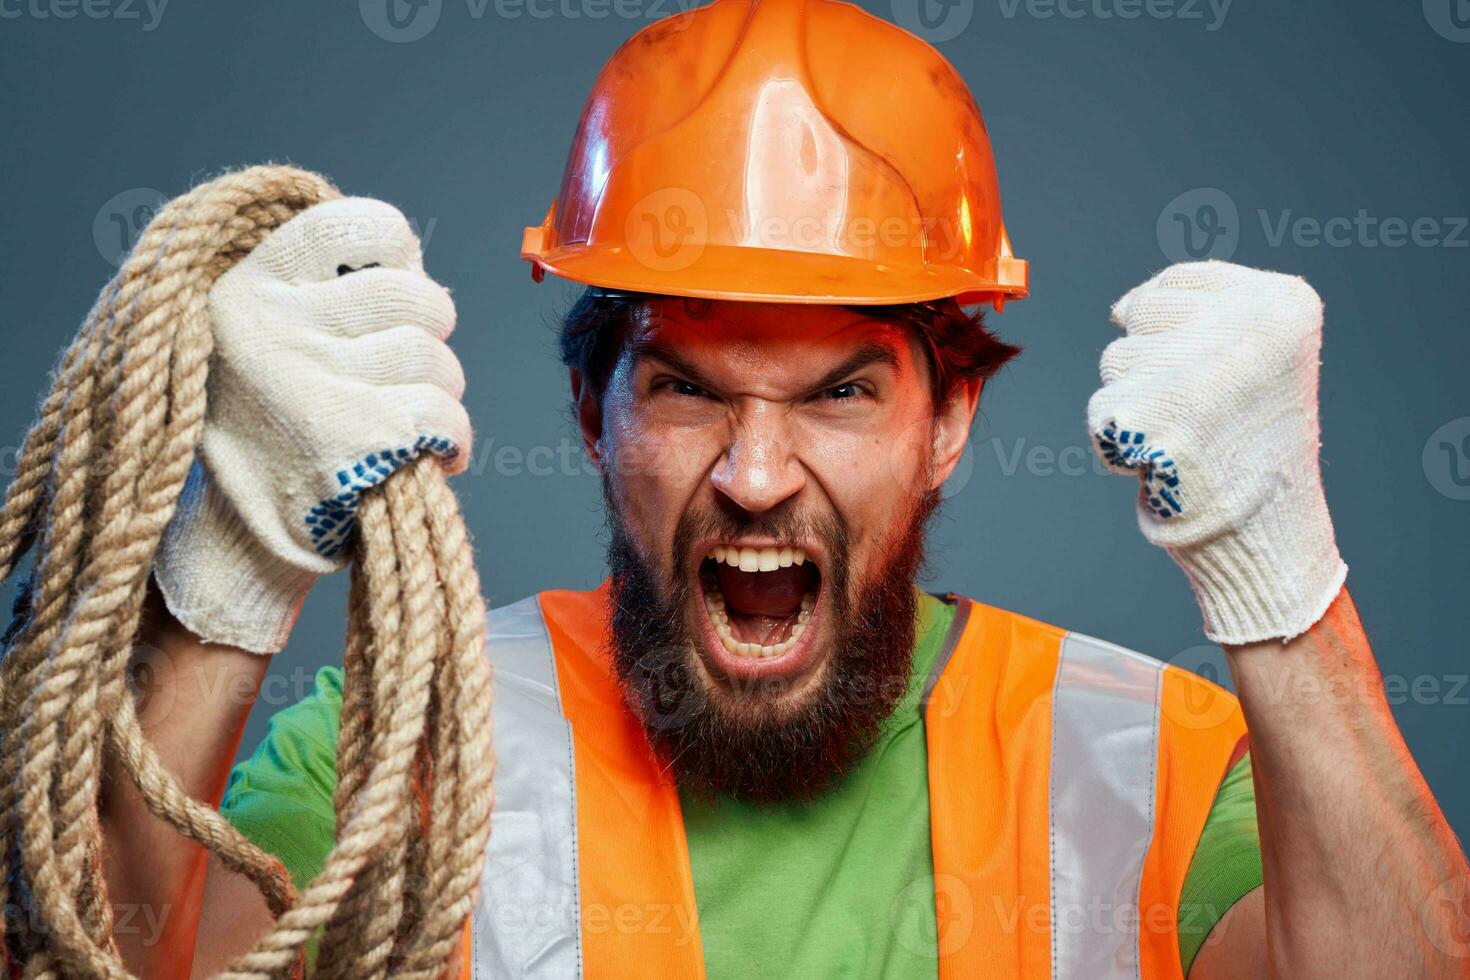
521, 0, 1027, 309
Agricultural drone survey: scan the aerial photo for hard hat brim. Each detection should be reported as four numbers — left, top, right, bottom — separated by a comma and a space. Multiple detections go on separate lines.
527, 242, 1028, 307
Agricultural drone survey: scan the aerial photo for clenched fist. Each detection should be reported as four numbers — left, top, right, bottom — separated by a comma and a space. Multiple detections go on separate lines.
1087, 260, 1347, 645
155, 197, 470, 653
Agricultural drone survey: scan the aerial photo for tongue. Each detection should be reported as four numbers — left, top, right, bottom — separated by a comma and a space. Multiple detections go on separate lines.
715, 563, 806, 617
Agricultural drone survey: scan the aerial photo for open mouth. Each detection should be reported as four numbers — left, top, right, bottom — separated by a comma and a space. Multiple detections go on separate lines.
698, 545, 821, 662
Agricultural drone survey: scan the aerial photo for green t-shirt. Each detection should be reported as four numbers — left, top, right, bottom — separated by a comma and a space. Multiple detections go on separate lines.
220, 594, 1261, 977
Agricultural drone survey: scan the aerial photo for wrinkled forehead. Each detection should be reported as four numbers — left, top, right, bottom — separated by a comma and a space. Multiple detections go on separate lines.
629, 297, 926, 375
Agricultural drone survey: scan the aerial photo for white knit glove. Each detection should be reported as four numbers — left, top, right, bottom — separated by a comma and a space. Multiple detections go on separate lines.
155, 197, 470, 653
1086, 260, 1348, 645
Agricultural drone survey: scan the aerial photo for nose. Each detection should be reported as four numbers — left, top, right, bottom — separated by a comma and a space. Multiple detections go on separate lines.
710, 405, 806, 516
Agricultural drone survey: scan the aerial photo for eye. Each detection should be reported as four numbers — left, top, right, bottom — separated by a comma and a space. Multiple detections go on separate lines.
824, 382, 863, 400
668, 379, 707, 398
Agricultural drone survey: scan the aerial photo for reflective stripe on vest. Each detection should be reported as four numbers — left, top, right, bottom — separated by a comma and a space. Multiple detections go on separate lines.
470, 588, 1245, 979
1049, 632, 1164, 980
470, 589, 705, 978
470, 594, 581, 977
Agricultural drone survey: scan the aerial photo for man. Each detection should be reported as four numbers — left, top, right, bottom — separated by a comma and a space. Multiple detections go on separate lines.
101, 0, 1468, 977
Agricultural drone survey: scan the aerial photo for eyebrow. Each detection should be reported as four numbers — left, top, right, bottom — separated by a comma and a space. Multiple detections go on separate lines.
628, 337, 904, 396
806, 341, 903, 394
627, 338, 721, 391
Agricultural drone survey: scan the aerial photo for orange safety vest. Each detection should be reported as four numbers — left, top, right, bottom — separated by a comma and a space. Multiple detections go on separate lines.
458, 584, 1247, 979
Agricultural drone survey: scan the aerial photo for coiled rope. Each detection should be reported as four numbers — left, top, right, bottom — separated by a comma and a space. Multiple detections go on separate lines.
0, 165, 494, 979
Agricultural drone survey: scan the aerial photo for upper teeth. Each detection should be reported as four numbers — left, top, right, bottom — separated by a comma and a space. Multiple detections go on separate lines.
708, 545, 807, 572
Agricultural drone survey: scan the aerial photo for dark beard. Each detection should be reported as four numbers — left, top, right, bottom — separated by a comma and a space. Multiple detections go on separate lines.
604, 485, 939, 803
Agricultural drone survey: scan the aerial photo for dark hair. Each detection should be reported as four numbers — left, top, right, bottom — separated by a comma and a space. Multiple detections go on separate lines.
559, 287, 1021, 406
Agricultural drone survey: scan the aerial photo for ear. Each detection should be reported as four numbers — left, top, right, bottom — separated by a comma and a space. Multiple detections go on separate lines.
570, 369, 606, 474
928, 377, 982, 491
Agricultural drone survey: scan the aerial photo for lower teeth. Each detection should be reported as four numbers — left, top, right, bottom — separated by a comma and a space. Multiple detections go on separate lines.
704, 587, 815, 659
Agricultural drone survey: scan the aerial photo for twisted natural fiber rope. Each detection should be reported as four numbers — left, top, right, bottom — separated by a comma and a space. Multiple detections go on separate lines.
0, 165, 495, 979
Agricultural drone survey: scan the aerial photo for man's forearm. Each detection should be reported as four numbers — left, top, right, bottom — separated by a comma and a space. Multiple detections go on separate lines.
1225, 587, 1470, 978
99, 587, 270, 978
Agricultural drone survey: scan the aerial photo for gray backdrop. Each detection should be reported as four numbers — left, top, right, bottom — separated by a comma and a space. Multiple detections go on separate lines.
2, 0, 1467, 840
